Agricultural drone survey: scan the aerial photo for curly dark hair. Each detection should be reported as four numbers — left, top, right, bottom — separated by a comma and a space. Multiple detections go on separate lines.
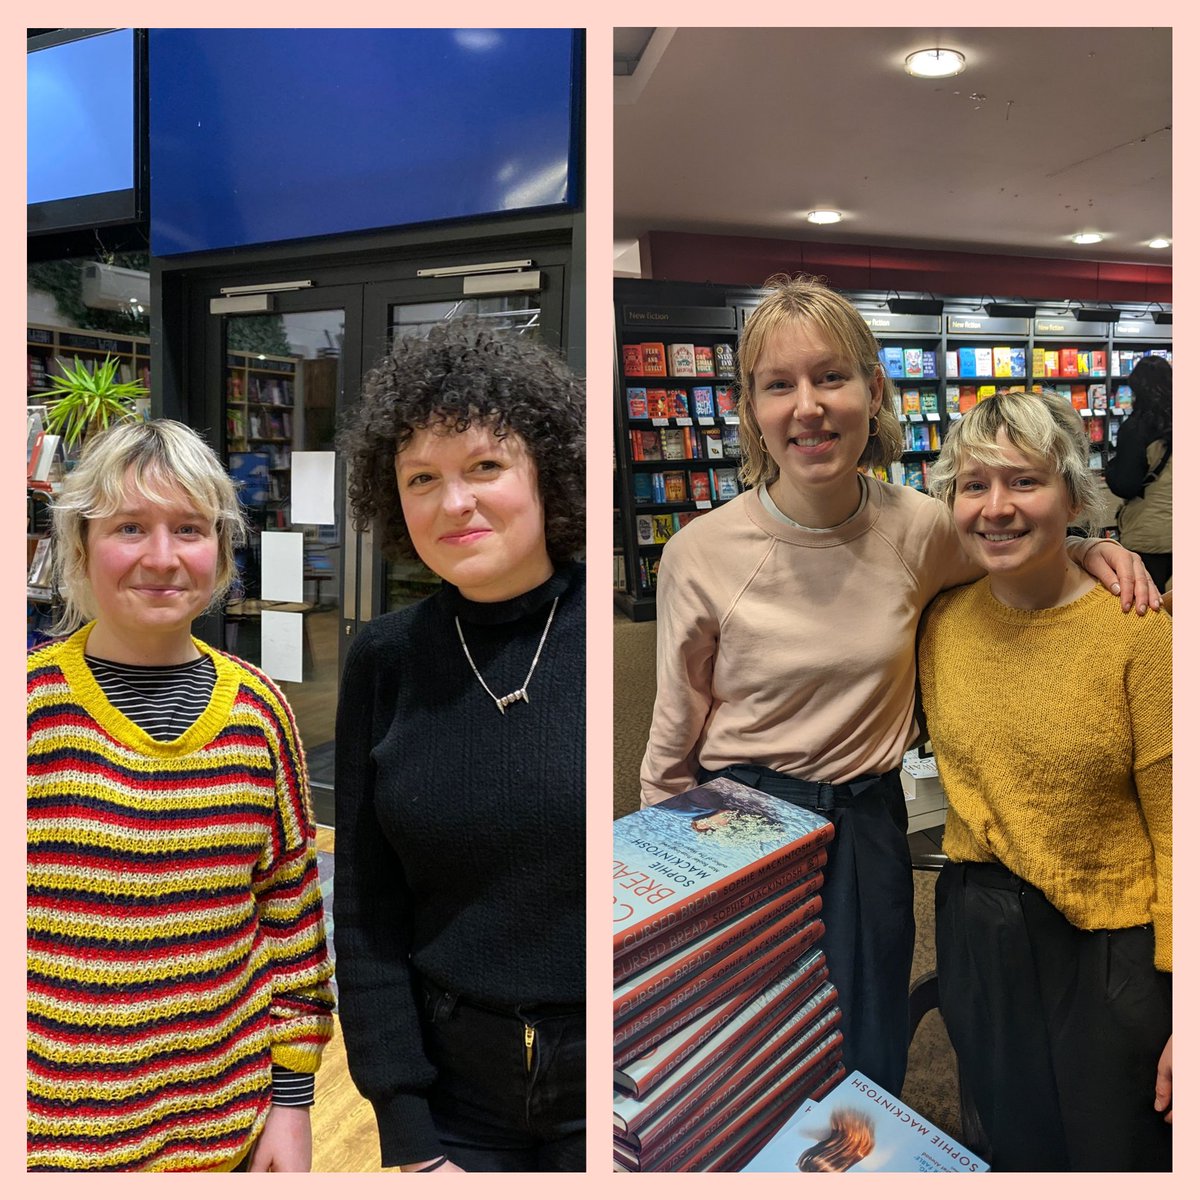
1128, 354, 1172, 443
339, 319, 585, 562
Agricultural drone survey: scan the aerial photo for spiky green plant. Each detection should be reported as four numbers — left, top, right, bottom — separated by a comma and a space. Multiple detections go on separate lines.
32, 356, 147, 448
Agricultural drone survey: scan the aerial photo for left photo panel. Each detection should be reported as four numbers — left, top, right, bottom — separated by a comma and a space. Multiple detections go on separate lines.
26, 27, 586, 1173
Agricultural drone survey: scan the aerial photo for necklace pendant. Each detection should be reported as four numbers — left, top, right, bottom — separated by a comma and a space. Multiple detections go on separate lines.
495, 688, 529, 714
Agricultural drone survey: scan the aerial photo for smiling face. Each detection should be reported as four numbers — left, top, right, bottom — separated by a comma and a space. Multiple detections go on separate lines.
952, 429, 1079, 591
750, 319, 883, 526
85, 470, 219, 662
395, 420, 552, 602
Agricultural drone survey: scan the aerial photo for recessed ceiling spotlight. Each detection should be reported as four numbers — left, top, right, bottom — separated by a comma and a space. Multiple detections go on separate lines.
1072, 233, 1103, 245
904, 48, 966, 79
807, 210, 843, 225
1147, 237, 1171, 249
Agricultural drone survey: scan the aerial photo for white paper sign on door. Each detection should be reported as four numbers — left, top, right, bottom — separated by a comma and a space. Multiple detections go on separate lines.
261, 531, 304, 603
291, 451, 336, 526
260, 610, 304, 683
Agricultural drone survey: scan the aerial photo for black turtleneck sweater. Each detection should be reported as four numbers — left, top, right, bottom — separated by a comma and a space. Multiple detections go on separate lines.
333, 561, 585, 1166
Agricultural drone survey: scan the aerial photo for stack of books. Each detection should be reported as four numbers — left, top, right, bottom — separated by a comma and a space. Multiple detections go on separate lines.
613, 777, 847, 1172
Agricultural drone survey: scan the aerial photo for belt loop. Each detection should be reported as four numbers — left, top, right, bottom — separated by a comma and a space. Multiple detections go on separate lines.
816, 781, 834, 809
433, 990, 459, 1022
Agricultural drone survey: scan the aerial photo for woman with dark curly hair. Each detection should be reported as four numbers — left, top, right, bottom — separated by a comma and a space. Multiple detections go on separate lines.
332, 320, 585, 1173
1105, 355, 1172, 591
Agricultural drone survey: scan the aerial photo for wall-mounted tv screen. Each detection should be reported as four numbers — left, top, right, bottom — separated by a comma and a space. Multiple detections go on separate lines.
27, 28, 145, 235
148, 28, 581, 257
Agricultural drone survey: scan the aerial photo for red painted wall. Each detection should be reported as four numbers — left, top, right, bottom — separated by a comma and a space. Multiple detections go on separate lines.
639, 231, 1172, 304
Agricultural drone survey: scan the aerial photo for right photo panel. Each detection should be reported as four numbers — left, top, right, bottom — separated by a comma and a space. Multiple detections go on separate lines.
611, 27, 1172, 1174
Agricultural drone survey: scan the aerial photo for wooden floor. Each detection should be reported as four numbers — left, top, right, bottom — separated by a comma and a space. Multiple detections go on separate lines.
311, 826, 387, 1172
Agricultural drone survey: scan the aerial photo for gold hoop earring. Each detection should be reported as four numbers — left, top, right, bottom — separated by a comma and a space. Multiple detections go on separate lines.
867, 416, 880, 438
759, 434, 769, 453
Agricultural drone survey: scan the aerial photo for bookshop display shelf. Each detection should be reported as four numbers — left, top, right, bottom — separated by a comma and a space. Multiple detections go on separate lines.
225, 350, 301, 518
28, 324, 151, 407
613, 282, 1172, 621
614, 295, 748, 621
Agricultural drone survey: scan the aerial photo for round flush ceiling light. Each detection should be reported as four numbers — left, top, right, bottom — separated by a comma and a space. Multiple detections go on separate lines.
1147, 237, 1171, 249
1072, 232, 1103, 245
807, 210, 843, 225
904, 48, 966, 79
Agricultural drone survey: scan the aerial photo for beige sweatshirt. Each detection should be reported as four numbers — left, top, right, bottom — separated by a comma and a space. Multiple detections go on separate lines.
640, 478, 978, 804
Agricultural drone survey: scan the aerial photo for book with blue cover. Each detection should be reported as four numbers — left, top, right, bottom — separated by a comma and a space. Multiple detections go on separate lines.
741, 1070, 990, 1173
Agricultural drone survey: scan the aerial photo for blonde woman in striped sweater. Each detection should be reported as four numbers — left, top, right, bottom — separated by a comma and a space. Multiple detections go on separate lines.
26, 420, 334, 1172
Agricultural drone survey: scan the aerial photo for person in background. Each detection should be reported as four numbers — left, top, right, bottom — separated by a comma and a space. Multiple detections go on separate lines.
639, 274, 1158, 1098
1105, 354, 1172, 592
27, 419, 334, 1172
920, 390, 1171, 1171
334, 320, 585, 1172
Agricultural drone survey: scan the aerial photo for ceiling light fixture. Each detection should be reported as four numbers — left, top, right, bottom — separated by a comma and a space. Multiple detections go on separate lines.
1147, 237, 1171, 249
807, 210, 842, 225
1072, 232, 1103, 245
904, 48, 966, 79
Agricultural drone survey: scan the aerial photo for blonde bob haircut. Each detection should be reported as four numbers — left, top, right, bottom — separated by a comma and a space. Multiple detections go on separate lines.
736, 273, 904, 487
928, 390, 1104, 534
51, 419, 247, 635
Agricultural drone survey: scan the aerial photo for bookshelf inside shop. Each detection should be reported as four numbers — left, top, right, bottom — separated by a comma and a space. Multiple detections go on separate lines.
27, 326, 153, 646
614, 300, 748, 621
225, 350, 301, 520
612, 284, 1172, 621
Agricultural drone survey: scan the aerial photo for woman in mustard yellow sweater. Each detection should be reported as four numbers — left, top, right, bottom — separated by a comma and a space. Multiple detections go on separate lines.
919, 391, 1171, 1171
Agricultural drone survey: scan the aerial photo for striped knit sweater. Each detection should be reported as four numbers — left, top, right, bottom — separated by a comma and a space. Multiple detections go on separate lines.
27, 625, 335, 1172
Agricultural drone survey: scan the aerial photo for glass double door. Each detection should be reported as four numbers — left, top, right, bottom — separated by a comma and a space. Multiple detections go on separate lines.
202, 270, 561, 824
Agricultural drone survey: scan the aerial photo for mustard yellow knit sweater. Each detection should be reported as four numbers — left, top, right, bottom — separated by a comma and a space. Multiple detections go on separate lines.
919, 581, 1171, 971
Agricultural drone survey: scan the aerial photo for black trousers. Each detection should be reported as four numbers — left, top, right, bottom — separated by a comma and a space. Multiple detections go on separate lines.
936, 861, 1172, 1172
698, 765, 914, 1096
421, 982, 585, 1171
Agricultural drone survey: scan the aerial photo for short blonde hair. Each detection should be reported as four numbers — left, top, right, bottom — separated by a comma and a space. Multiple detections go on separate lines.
928, 390, 1104, 532
51, 419, 247, 634
737, 273, 904, 487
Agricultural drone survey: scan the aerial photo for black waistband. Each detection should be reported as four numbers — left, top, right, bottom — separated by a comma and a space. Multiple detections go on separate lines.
698, 763, 896, 811
420, 978, 583, 1023
959, 860, 1026, 891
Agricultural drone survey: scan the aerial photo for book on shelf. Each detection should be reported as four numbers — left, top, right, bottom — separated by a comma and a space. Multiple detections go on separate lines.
631, 429, 662, 460
660, 429, 686, 460
677, 511, 704, 529
957, 385, 978, 412
626, 387, 649, 418
690, 386, 715, 418
1032, 346, 1046, 377
662, 472, 687, 503
919, 390, 938, 414
614, 772, 830, 960
668, 343, 697, 376
944, 385, 960, 414
715, 384, 736, 415
973, 346, 993, 377
1010, 346, 1026, 376
944, 350, 958, 377
1086, 416, 1106, 444
614, 884, 823, 1022
1090, 384, 1108, 412
1043, 348, 1060, 376
614, 851, 827, 984
993, 346, 1012, 377
903, 348, 924, 378
652, 514, 677, 544
741, 1069, 990, 1173
701, 431, 723, 458
881, 347, 904, 378
623, 344, 645, 375
641, 343, 668, 376
689, 471, 712, 502
710, 468, 739, 500
632, 474, 653, 503
644, 388, 668, 418
957, 349, 976, 378
662, 389, 687, 419
720, 425, 741, 459
229, 451, 270, 504
693, 345, 715, 376
921, 349, 937, 378
713, 343, 736, 375
1070, 384, 1088, 411
1061, 349, 1079, 377
636, 517, 655, 547
977, 385, 997, 403
901, 388, 921, 415
27, 535, 54, 590
28, 433, 62, 484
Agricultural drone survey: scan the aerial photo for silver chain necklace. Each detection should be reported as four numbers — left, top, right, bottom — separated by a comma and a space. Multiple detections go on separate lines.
454, 595, 559, 714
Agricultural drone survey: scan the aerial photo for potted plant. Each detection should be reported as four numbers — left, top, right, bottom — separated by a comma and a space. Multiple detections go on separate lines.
32, 355, 147, 449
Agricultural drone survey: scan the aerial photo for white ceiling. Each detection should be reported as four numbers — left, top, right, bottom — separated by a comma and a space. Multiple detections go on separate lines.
614, 28, 1172, 275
